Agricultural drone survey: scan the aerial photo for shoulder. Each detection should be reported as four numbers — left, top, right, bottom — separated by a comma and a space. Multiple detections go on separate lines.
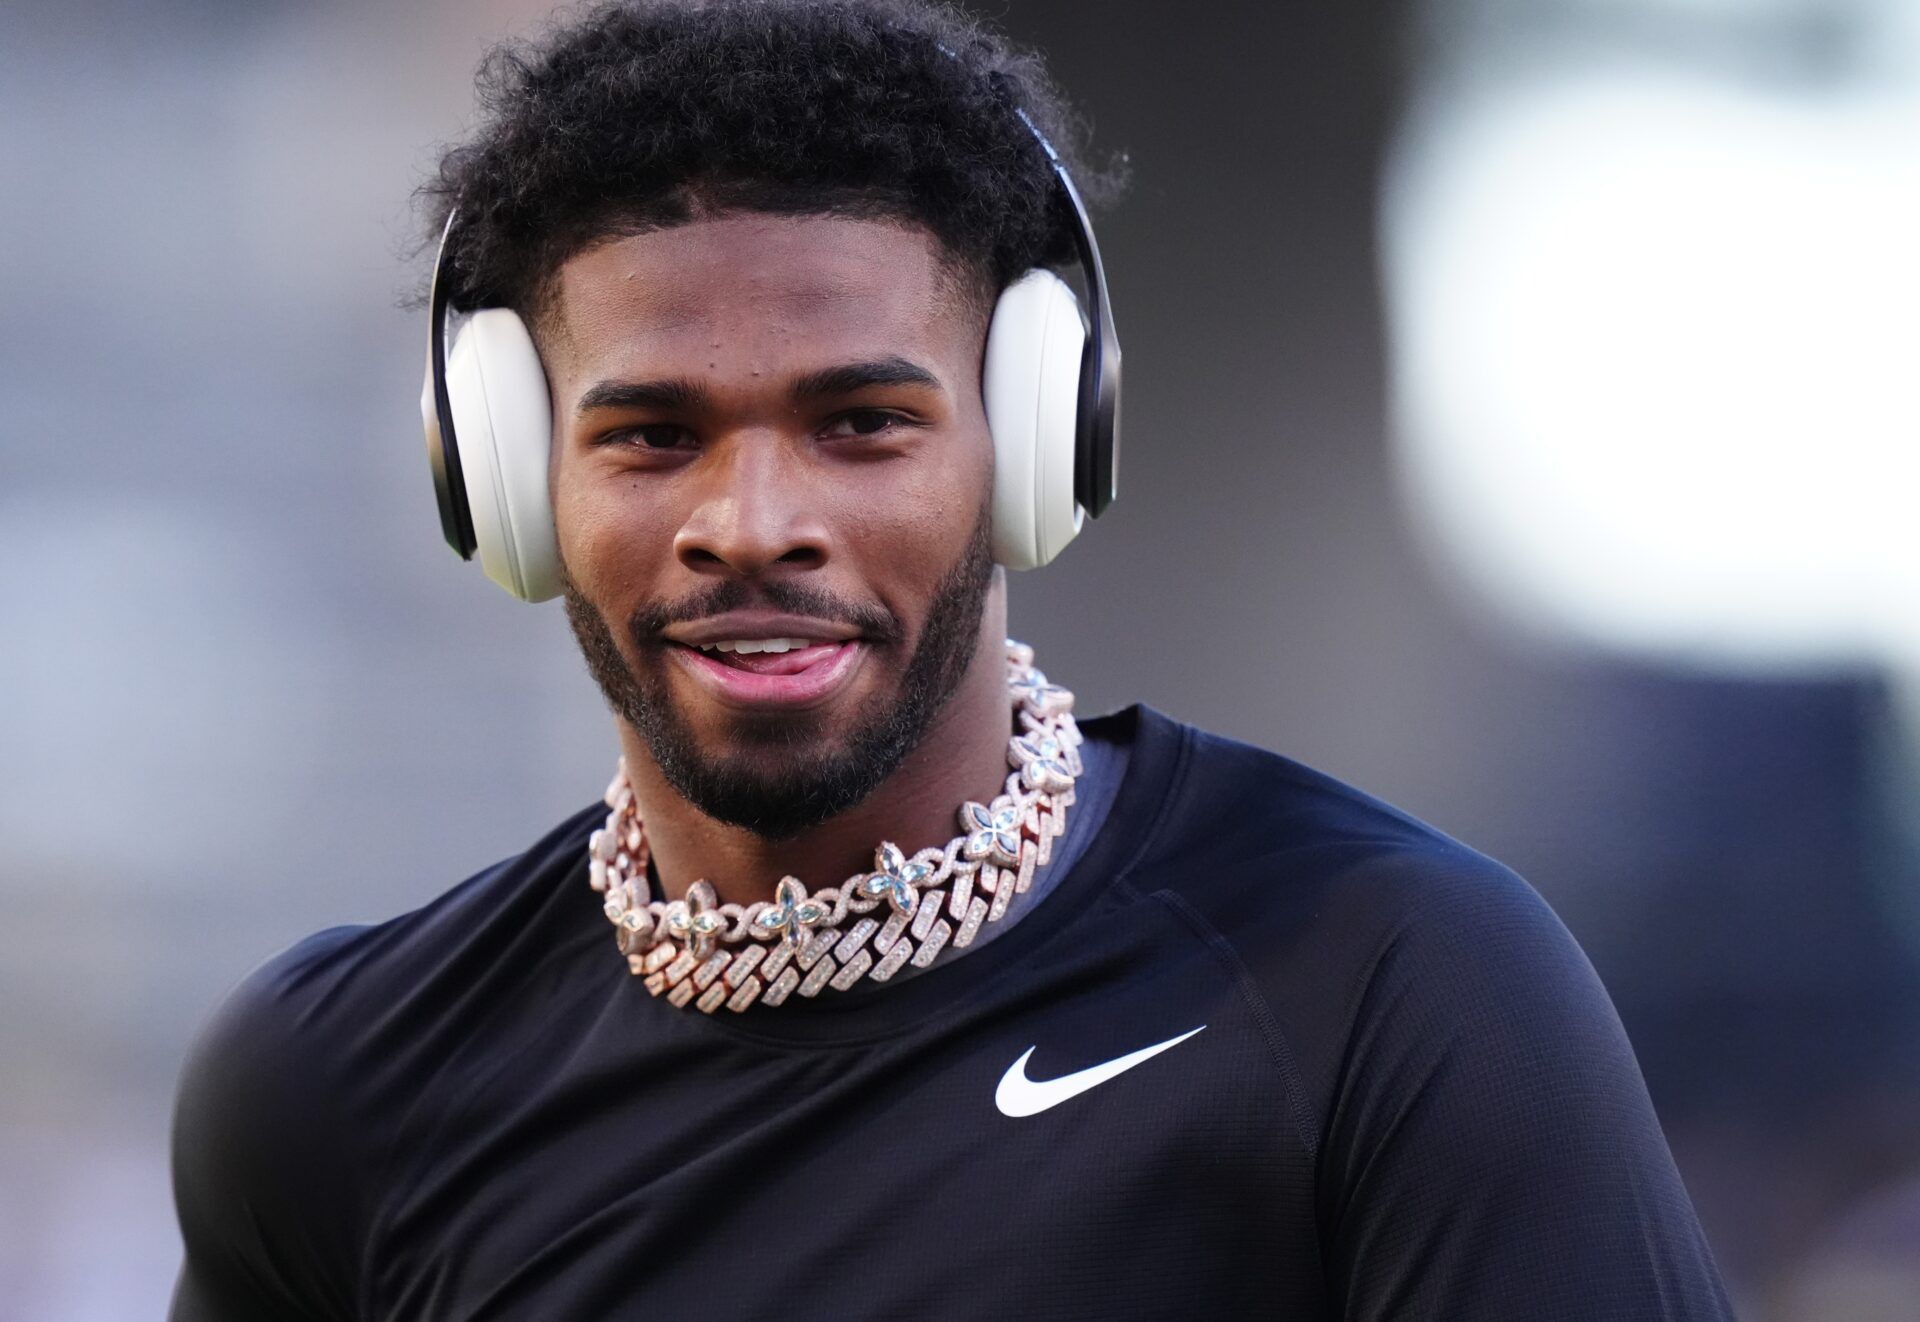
1127, 711, 1611, 1082
1134, 709, 1546, 954
188, 795, 610, 1081
198, 799, 608, 1062
1114, 715, 1732, 1313
169, 924, 373, 1319
174, 916, 395, 1156
170, 801, 608, 1306
173, 798, 606, 1220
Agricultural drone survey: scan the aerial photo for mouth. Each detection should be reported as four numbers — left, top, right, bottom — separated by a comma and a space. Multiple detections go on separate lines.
660, 616, 871, 711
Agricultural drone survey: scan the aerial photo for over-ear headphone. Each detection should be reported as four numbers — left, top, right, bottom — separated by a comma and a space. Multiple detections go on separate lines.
420, 106, 1119, 602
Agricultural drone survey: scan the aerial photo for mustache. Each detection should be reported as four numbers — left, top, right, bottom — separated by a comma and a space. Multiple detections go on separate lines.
627, 577, 904, 646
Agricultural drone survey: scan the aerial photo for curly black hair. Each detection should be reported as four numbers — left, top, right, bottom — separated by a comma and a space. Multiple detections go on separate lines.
419, 0, 1122, 331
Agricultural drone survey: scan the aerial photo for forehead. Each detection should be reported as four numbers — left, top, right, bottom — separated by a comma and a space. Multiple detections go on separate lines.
544, 213, 977, 386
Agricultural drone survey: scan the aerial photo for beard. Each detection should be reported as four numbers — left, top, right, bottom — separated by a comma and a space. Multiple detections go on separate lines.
564, 504, 996, 840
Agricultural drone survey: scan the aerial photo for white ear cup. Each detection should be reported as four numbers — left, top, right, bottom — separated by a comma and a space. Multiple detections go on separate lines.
983, 269, 1087, 570
442, 309, 563, 601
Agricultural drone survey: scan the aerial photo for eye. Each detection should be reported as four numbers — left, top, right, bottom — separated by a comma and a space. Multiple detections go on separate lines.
604, 423, 697, 451
821, 409, 909, 440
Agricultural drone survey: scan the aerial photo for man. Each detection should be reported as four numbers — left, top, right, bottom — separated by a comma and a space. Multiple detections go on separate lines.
169, 1, 1736, 1317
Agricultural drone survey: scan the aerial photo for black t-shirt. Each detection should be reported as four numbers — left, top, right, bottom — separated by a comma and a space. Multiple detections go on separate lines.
169, 707, 1734, 1320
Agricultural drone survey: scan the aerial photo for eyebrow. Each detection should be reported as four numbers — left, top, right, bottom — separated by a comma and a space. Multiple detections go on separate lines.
575, 377, 707, 416
788, 355, 943, 401
574, 355, 942, 417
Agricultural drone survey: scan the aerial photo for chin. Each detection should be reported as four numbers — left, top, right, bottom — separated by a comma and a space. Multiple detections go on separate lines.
651, 712, 907, 839
686, 701, 851, 759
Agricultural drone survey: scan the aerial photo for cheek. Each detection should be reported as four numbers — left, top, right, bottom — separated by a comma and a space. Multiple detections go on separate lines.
840, 445, 991, 614
550, 465, 674, 601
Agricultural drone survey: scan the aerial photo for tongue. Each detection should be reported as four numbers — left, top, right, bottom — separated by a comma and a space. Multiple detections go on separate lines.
719, 642, 843, 675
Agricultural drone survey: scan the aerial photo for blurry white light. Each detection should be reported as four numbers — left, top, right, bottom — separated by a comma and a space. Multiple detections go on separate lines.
1383, 65, 1920, 673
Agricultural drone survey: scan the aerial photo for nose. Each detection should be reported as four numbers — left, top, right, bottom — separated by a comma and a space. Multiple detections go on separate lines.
672, 432, 829, 578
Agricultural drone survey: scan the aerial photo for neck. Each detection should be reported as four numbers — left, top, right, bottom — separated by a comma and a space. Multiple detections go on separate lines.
619, 600, 1014, 907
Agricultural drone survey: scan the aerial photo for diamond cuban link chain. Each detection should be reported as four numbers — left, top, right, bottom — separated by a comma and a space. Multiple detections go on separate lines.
587, 640, 1080, 1013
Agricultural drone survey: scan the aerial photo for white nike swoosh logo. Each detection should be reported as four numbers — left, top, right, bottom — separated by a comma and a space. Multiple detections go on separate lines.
994, 1025, 1207, 1117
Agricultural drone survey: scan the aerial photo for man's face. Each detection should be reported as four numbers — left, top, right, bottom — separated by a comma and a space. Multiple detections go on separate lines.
544, 213, 999, 839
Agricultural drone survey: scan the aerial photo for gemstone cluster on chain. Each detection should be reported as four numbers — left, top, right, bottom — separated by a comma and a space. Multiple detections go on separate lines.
587, 640, 1080, 1013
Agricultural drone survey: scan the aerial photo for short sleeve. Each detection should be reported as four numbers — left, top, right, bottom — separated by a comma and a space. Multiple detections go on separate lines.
169, 935, 365, 1322
1318, 858, 1735, 1320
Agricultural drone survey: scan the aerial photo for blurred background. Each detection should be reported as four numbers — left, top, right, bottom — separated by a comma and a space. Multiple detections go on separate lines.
4, 0, 1917, 1315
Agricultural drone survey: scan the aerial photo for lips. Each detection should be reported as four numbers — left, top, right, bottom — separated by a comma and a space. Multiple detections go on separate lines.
666, 638, 865, 710
698, 641, 845, 676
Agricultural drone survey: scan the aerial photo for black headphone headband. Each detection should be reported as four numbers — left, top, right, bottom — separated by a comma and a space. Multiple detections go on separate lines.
1011, 105, 1122, 519
426, 210, 478, 559
426, 89, 1120, 559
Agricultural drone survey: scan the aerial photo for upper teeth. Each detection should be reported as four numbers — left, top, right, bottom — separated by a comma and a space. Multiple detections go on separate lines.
698, 638, 814, 655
